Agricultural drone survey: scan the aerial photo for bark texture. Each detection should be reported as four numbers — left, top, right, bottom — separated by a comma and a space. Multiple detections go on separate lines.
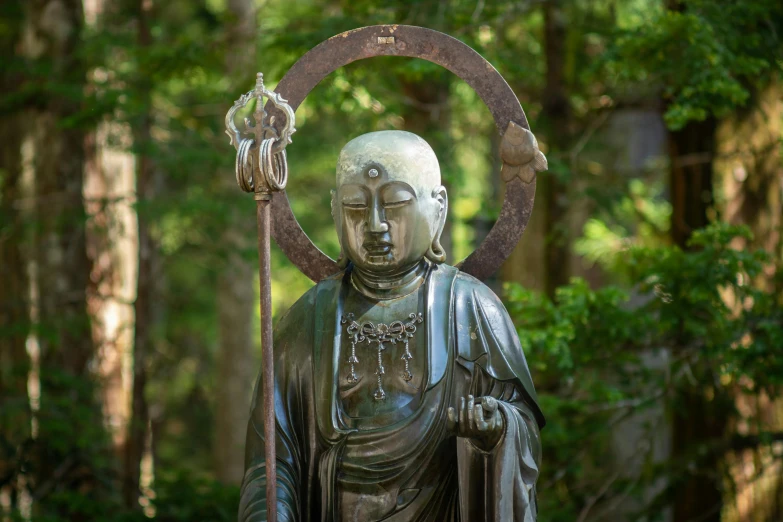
503, 0, 572, 297
0, 1, 31, 508
715, 80, 783, 522
715, 80, 782, 280
668, 117, 717, 249
124, 0, 154, 508
214, 0, 258, 485
19, 0, 101, 516
668, 116, 723, 522
83, 0, 137, 468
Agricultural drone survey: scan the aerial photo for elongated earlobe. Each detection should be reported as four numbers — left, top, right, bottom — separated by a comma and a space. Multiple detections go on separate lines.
332, 189, 349, 267
426, 185, 448, 264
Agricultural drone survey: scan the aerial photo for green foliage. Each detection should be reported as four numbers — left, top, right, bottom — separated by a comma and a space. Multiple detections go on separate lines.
3, 0, 783, 519
145, 474, 239, 522
506, 223, 783, 520
11, 474, 238, 522
576, 178, 672, 276
606, 0, 783, 129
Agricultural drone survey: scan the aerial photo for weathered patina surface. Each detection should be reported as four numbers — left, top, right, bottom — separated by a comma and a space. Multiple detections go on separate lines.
264, 25, 541, 282
239, 131, 544, 522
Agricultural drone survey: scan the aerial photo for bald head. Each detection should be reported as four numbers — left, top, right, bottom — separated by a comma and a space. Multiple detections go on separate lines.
332, 130, 448, 271
336, 130, 441, 196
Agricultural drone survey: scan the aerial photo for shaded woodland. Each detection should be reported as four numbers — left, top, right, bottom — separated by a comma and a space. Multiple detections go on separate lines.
1, 1, 782, 521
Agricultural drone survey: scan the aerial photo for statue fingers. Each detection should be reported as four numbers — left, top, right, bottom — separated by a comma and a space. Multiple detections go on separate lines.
466, 395, 475, 429
474, 403, 490, 432
481, 396, 498, 416
447, 407, 458, 433
458, 396, 466, 433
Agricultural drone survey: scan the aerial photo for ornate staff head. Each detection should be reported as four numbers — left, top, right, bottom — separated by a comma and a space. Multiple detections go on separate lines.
225, 73, 296, 197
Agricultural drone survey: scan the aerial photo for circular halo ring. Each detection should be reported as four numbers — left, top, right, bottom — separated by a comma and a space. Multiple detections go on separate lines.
266, 24, 536, 282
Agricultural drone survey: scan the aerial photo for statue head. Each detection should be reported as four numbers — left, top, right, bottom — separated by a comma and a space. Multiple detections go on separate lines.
332, 130, 447, 274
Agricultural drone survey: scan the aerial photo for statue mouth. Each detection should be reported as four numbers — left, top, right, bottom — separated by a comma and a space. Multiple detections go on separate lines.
363, 241, 392, 255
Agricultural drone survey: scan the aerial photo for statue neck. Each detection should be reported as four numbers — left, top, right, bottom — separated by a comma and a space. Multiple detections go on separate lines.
350, 259, 429, 301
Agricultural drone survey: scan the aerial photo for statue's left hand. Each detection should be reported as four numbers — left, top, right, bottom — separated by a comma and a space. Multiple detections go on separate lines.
447, 395, 504, 451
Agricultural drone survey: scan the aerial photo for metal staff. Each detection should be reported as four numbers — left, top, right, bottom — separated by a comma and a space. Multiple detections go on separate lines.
225, 73, 296, 521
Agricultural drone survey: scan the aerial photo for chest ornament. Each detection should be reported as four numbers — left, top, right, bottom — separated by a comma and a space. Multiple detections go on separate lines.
340, 312, 424, 400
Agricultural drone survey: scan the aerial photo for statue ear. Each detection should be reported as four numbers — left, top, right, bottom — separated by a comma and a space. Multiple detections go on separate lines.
331, 189, 349, 268
426, 185, 448, 264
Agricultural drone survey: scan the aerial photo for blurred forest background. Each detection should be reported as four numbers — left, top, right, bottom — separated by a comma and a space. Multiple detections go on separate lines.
1, 0, 782, 521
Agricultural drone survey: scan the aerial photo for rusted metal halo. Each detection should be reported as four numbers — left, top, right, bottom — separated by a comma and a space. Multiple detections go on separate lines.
267, 24, 536, 282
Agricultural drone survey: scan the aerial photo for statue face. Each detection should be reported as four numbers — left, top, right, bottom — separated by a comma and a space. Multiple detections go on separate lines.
337, 174, 437, 272
333, 131, 447, 273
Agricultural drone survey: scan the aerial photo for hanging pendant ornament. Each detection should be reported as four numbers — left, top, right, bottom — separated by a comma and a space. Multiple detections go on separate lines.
224, 72, 295, 522
340, 312, 424, 400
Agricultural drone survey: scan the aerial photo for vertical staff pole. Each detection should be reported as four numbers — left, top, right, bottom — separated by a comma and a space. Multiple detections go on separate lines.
226, 73, 295, 522
255, 191, 276, 521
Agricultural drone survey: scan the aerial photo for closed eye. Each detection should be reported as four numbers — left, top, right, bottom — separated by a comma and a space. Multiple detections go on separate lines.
380, 183, 415, 209
343, 202, 368, 210
383, 199, 412, 209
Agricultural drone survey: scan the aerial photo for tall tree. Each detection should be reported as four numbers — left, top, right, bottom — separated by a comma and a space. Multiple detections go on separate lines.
83, 0, 137, 470
502, 0, 584, 297
659, 2, 782, 518
0, 0, 31, 511
605, 1, 783, 517
668, 117, 716, 248
715, 79, 782, 279
214, 0, 258, 485
125, 0, 155, 508
29, 0, 93, 375
715, 78, 783, 520
668, 109, 723, 522
18, 1, 107, 517
541, 0, 573, 296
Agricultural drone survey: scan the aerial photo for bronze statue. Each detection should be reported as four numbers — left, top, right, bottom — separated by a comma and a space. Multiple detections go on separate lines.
224, 25, 549, 522
238, 130, 545, 521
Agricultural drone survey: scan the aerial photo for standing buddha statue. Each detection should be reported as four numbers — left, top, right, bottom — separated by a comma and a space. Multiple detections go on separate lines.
239, 130, 544, 522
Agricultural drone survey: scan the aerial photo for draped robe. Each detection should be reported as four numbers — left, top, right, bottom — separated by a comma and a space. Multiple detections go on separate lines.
239, 263, 544, 522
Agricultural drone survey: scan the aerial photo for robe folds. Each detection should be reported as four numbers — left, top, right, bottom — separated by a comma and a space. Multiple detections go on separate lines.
239, 263, 544, 522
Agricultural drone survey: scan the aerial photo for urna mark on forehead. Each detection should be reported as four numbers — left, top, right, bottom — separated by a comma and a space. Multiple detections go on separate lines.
336, 130, 441, 194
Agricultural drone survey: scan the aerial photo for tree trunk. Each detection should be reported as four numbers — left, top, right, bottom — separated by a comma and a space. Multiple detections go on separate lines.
665, 0, 716, 250
663, 0, 729, 518
0, 111, 30, 520
214, 0, 258, 485
0, 1, 30, 509
83, 0, 137, 471
503, 0, 572, 297
670, 376, 730, 522
715, 79, 782, 279
20, 1, 103, 514
541, 0, 572, 297
667, 97, 722, 522
124, 0, 153, 508
668, 117, 717, 248
30, 0, 93, 373
714, 79, 783, 521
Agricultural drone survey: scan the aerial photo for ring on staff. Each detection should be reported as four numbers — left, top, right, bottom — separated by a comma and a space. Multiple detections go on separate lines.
259, 137, 288, 193
235, 138, 255, 192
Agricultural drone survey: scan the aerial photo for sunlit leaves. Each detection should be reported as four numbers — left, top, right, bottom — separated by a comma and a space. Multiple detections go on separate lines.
605, 0, 783, 129
505, 223, 782, 519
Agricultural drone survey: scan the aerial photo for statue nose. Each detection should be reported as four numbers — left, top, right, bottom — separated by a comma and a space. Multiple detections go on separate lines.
367, 205, 389, 233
